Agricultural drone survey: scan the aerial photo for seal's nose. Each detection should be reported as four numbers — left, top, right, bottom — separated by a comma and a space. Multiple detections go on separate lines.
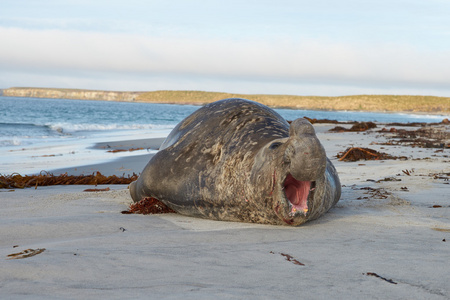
289, 118, 316, 137
286, 118, 326, 181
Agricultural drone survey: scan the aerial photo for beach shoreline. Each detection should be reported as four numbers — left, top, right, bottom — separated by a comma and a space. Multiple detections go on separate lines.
1, 123, 449, 299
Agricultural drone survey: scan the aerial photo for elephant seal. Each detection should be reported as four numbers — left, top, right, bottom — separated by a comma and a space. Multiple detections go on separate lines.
130, 98, 341, 226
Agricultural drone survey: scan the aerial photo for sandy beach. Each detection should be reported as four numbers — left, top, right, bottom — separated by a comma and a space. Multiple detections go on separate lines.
1, 123, 449, 299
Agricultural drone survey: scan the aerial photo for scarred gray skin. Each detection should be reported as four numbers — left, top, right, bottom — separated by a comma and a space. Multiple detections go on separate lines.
129, 98, 341, 226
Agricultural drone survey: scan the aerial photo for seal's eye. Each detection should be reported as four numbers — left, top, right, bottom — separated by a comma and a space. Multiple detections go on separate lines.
269, 142, 282, 150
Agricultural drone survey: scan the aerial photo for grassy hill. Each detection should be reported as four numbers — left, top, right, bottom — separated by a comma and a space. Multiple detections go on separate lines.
136, 91, 450, 114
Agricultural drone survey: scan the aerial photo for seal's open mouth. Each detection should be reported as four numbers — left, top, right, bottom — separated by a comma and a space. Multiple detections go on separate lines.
284, 174, 315, 215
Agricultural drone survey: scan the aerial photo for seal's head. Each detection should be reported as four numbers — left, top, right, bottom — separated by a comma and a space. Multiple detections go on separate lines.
251, 118, 327, 226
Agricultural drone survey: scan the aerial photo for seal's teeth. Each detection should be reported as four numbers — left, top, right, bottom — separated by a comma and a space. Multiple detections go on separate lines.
290, 207, 307, 215
310, 187, 316, 192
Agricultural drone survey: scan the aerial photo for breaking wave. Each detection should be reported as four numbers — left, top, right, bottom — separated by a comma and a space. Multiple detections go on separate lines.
0, 121, 174, 147
46, 122, 174, 134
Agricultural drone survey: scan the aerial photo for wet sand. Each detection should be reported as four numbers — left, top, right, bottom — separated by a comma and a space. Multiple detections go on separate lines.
51, 137, 166, 176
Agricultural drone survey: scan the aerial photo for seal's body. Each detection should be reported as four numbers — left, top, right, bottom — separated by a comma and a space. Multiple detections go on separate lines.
130, 98, 340, 226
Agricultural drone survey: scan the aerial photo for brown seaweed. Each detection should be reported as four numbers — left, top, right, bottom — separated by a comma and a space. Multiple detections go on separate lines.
83, 187, 111, 192
337, 147, 401, 162
377, 126, 449, 148
430, 172, 450, 181
7, 248, 46, 259
357, 186, 391, 200
280, 253, 305, 266
107, 148, 144, 153
385, 118, 449, 127
121, 197, 175, 215
0, 171, 138, 189
269, 251, 305, 266
330, 122, 377, 132
365, 272, 397, 284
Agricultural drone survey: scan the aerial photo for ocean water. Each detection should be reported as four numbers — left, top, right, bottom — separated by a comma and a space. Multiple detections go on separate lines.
1, 96, 448, 175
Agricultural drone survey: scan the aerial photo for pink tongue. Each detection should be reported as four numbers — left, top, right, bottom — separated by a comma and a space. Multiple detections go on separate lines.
284, 174, 311, 212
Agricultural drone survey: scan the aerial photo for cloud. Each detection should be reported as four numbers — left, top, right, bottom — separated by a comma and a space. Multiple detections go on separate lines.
1, 27, 449, 95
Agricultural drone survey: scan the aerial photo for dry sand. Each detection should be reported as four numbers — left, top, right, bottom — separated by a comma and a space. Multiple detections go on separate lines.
1, 124, 449, 299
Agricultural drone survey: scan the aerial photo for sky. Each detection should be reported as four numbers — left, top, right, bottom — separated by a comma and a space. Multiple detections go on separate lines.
1, 0, 450, 97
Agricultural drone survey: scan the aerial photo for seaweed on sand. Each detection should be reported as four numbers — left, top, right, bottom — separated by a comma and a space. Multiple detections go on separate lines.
0, 171, 138, 189
121, 197, 175, 215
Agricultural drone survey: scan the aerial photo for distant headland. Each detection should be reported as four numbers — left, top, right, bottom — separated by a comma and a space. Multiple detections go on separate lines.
1, 87, 142, 102
1, 87, 449, 114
